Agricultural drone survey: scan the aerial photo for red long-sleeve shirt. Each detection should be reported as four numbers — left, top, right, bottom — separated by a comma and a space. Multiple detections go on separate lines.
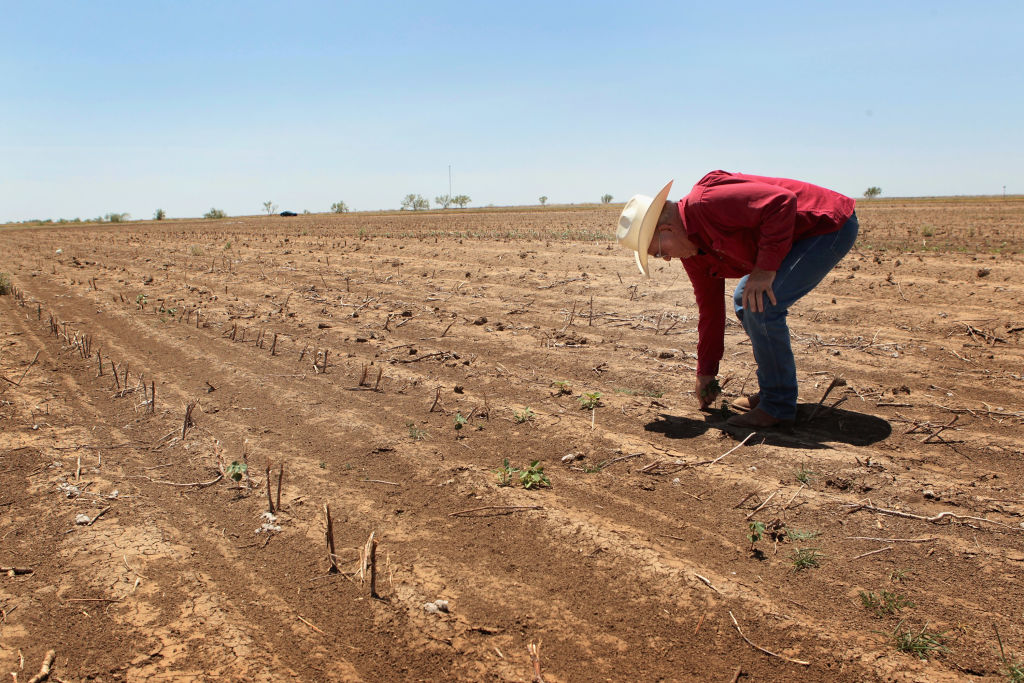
677, 171, 856, 376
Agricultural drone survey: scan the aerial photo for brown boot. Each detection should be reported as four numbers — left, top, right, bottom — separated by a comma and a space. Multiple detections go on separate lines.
730, 394, 760, 413
726, 407, 793, 429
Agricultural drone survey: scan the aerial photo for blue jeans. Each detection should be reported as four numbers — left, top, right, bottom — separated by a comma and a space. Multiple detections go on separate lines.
733, 213, 859, 420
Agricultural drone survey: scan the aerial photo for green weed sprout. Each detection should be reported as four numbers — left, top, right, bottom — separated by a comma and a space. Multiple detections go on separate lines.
700, 378, 721, 403
519, 461, 550, 489
859, 590, 915, 617
551, 380, 572, 396
791, 547, 822, 570
578, 391, 602, 410
453, 413, 468, 430
996, 625, 1024, 682
406, 421, 427, 440
885, 621, 948, 659
495, 459, 519, 487
226, 461, 248, 482
795, 465, 817, 484
747, 521, 766, 552
513, 407, 535, 424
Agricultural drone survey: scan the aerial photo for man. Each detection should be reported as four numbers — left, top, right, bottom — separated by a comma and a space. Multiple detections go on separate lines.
616, 170, 858, 428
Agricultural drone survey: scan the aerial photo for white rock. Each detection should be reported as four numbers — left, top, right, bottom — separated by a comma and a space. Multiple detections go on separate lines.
75, 514, 91, 525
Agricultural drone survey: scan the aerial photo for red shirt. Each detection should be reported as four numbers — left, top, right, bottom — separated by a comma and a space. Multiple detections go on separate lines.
677, 171, 856, 376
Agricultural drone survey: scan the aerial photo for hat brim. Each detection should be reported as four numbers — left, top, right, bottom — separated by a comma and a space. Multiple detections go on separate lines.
634, 180, 673, 277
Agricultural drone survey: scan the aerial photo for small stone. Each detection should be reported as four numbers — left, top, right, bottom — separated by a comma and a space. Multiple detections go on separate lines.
561, 453, 578, 463
75, 514, 91, 525
423, 602, 440, 614
434, 600, 450, 613
923, 490, 938, 500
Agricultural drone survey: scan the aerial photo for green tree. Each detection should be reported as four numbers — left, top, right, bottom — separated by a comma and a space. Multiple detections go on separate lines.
153, 208, 166, 220
539, 196, 548, 206
435, 194, 452, 209
864, 186, 882, 199
452, 194, 471, 208
204, 208, 227, 219
600, 194, 613, 204
104, 212, 130, 222
262, 201, 278, 215
330, 201, 349, 213
401, 194, 429, 210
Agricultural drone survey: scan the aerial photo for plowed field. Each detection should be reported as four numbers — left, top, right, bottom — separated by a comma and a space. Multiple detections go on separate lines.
3, 197, 1024, 682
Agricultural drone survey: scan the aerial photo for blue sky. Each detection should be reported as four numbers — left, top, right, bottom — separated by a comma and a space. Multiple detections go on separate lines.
2, 1, 1022, 222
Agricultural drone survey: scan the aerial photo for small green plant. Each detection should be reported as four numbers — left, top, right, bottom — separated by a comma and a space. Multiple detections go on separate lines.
495, 459, 519, 487
513, 407, 535, 424
519, 461, 551, 489
885, 621, 948, 659
747, 521, 766, 552
921, 225, 935, 237
224, 240, 232, 250
135, 293, 148, 309
785, 529, 820, 542
0, 272, 11, 296
331, 201, 349, 213
551, 380, 572, 396
318, 461, 326, 469
453, 413, 468, 430
995, 625, 1024, 682
577, 391, 602, 410
859, 590, 915, 617
226, 460, 248, 482
700, 378, 722, 403
791, 547, 822, 570
406, 421, 427, 440
889, 568, 913, 584
204, 208, 227, 219
795, 465, 817, 484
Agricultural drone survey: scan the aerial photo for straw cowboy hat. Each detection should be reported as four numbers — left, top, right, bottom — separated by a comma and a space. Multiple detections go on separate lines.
615, 180, 673, 276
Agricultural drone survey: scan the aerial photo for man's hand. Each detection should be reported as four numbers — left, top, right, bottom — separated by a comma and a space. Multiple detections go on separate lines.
741, 267, 777, 314
696, 375, 720, 409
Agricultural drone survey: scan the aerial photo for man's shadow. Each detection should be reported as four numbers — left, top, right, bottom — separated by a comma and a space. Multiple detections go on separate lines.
645, 403, 891, 449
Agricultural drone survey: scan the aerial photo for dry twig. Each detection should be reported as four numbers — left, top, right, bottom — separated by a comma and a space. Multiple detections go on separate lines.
845, 502, 1017, 529
449, 505, 543, 517
729, 611, 809, 666
27, 649, 56, 683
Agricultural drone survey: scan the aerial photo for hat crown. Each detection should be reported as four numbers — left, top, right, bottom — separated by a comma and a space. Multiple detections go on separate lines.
614, 180, 673, 277
616, 194, 654, 250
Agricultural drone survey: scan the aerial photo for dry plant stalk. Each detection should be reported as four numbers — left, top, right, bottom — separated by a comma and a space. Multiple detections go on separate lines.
528, 641, 545, 683
28, 648, 56, 683
265, 461, 275, 514
276, 463, 284, 511
182, 399, 198, 439
369, 535, 379, 599
324, 504, 339, 573
807, 376, 847, 421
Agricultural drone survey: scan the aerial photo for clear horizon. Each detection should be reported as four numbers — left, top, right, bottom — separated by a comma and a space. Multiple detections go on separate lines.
3, 1, 1021, 223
